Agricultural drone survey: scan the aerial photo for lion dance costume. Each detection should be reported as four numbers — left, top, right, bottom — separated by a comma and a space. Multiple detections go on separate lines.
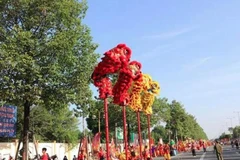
113, 61, 142, 106
91, 44, 132, 99
141, 77, 160, 115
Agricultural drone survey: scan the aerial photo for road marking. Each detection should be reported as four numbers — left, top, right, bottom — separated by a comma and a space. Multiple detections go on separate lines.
199, 152, 206, 160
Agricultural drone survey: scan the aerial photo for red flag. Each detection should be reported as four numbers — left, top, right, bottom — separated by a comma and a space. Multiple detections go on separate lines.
78, 137, 87, 156
92, 132, 101, 151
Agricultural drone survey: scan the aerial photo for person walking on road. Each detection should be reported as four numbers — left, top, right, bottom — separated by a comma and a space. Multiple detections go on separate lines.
191, 142, 196, 157
235, 139, 239, 149
73, 155, 77, 160
214, 140, 223, 160
63, 156, 68, 160
231, 140, 234, 148
202, 141, 207, 152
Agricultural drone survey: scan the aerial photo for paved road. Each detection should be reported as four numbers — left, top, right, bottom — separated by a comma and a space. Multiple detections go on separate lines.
154, 145, 240, 160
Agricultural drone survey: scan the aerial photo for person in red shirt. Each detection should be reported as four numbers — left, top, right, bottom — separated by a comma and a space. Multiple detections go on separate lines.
163, 144, 171, 160
98, 147, 105, 160
202, 142, 207, 152
78, 149, 86, 160
158, 144, 164, 156
142, 145, 150, 160
191, 142, 196, 157
41, 148, 50, 160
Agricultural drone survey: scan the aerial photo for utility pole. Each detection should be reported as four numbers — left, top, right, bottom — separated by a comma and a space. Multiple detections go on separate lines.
83, 114, 85, 136
227, 117, 234, 128
234, 111, 240, 125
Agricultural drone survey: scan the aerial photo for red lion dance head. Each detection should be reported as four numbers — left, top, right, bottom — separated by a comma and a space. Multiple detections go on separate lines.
91, 44, 132, 99
113, 61, 142, 106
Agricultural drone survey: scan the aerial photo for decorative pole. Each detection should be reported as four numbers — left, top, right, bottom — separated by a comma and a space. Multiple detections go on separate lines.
137, 110, 142, 159
123, 105, 128, 160
147, 114, 152, 159
91, 44, 140, 160
104, 98, 110, 160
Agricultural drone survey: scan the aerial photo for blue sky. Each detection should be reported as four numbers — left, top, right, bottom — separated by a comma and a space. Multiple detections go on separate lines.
83, 0, 240, 139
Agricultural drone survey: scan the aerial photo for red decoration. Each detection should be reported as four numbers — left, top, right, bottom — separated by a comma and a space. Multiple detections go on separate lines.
92, 132, 101, 152
91, 44, 136, 160
92, 44, 132, 99
113, 61, 142, 106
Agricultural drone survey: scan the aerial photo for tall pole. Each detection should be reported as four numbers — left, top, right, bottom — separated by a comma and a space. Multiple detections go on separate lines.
122, 105, 128, 160
115, 123, 117, 147
137, 110, 142, 159
15, 134, 22, 160
234, 111, 240, 125
147, 115, 152, 159
175, 130, 178, 151
168, 130, 171, 143
86, 136, 89, 160
227, 117, 234, 128
98, 111, 101, 133
33, 135, 38, 159
104, 98, 110, 160
83, 115, 85, 136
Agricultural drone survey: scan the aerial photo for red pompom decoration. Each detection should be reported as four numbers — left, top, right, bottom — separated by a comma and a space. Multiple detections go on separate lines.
112, 61, 142, 106
92, 44, 132, 99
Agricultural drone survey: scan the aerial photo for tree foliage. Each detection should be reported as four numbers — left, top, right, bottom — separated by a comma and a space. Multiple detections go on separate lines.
165, 100, 208, 141
0, 0, 98, 156
29, 106, 80, 143
151, 125, 168, 143
0, 1, 98, 124
86, 98, 166, 139
0, 0, 98, 112
232, 125, 240, 138
86, 97, 208, 142
219, 132, 231, 140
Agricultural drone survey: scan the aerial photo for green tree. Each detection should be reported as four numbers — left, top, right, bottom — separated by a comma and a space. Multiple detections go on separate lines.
86, 100, 105, 141
29, 106, 80, 144
185, 114, 207, 140
151, 125, 168, 143
0, 0, 98, 159
165, 100, 187, 140
165, 100, 208, 141
233, 126, 240, 138
152, 97, 171, 123
219, 132, 231, 140
86, 97, 170, 141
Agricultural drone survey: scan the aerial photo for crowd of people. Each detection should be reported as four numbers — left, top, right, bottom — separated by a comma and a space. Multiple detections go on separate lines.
42, 138, 238, 160
75, 139, 212, 160
231, 139, 239, 149
0, 138, 215, 160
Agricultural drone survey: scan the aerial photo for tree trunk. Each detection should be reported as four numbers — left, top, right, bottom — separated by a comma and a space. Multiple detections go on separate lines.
23, 101, 30, 160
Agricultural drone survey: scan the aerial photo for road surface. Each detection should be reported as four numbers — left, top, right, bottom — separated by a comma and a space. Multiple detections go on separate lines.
154, 145, 240, 160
